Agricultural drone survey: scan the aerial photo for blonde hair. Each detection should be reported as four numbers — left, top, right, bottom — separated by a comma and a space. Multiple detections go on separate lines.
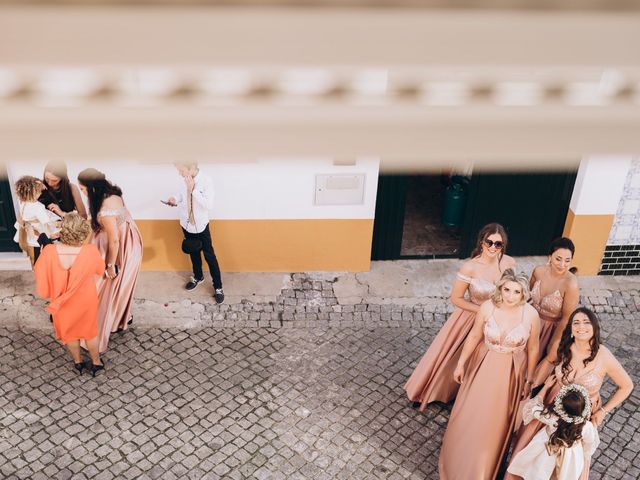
15, 176, 44, 202
491, 268, 530, 306
58, 213, 91, 246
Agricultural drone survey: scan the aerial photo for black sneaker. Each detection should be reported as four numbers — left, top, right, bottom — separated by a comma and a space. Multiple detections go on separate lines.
185, 276, 205, 291
214, 288, 225, 304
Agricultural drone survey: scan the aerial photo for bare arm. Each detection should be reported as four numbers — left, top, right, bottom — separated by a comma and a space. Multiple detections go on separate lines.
592, 348, 634, 426
100, 216, 120, 278
450, 278, 478, 313
529, 266, 540, 291
453, 301, 488, 383
71, 184, 87, 219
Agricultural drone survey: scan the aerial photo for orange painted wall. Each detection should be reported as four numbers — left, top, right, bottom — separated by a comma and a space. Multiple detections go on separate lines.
562, 208, 614, 275
137, 219, 374, 272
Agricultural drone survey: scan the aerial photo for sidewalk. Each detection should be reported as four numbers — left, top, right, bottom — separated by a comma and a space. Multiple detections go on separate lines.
3, 257, 640, 330
0, 259, 639, 479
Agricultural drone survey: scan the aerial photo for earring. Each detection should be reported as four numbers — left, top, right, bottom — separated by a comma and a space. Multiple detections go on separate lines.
570, 334, 574, 340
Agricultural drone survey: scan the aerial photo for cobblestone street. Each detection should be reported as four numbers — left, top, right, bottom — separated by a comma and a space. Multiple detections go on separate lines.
1, 271, 639, 479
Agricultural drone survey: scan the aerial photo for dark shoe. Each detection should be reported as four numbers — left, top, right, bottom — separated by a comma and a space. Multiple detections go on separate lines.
117, 316, 133, 333
412, 401, 421, 409
214, 288, 225, 304
185, 276, 205, 291
90, 359, 105, 377
74, 361, 86, 375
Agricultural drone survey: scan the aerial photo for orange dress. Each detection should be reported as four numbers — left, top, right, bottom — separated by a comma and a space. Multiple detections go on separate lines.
34, 244, 105, 344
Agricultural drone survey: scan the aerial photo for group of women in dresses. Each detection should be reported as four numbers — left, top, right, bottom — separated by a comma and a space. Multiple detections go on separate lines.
404, 223, 634, 480
16, 162, 143, 373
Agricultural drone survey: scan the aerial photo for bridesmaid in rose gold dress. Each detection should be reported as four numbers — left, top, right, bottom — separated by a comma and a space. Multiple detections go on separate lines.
530, 237, 579, 362
506, 308, 633, 480
78, 169, 143, 353
439, 269, 540, 480
405, 223, 516, 408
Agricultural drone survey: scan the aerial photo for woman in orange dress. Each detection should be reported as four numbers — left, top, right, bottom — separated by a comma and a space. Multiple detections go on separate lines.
78, 168, 143, 352
439, 269, 540, 480
405, 223, 516, 408
34, 213, 106, 376
506, 307, 633, 480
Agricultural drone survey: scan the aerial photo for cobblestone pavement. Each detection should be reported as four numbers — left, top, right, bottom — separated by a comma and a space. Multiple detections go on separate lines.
0, 274, 639, 479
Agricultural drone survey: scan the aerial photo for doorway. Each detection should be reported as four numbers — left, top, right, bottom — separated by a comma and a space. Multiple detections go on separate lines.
371, 167, 577, 261
401, 175, 462, 257
0, 167, 19, 252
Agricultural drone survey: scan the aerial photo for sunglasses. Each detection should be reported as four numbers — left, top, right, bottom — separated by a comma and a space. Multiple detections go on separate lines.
484, 239, 504, 249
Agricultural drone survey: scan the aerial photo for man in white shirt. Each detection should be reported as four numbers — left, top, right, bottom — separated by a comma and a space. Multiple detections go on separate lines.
164, 162, 224, 303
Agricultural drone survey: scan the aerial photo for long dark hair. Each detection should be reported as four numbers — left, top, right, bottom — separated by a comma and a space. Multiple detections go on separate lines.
557, 307, 601, 379
77, 168, 123, 232
41, 161, 75, 212
544, 390, 587, 448
470, 223, 508, 264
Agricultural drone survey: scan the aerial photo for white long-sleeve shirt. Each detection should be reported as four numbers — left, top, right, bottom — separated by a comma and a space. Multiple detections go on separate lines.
174, 171, 214, 233
13, 201, 61, 247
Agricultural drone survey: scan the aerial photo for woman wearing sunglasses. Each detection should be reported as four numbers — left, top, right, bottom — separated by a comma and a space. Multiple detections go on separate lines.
405, 222, 516, 409
529, 237, 580, 363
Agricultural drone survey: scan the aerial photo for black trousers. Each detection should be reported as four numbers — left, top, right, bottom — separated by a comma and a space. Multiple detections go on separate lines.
182, 224, 223, 289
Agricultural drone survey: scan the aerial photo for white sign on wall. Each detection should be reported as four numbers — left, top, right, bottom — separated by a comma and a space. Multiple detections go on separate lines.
314, 173, 366, 206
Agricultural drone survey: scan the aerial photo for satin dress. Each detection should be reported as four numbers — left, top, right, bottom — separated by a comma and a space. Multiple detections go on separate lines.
91, 206, 143, 352
531, 280, 564, 360
34, 244, 105, 344
506, 359, 605, 480
439, 306, 532, 480
405, 272, 496, 408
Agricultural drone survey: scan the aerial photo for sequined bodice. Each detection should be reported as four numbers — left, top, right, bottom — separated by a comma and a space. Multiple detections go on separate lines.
554, 363, 605, 397
97, 207, 131, 227
484, 311, 531, 354
531, 280, 563, 321
457, 273, 496, 305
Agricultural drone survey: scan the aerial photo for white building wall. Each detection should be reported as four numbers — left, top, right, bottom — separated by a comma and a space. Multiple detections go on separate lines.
6, 158, 380, 220
608, 158, 640, 245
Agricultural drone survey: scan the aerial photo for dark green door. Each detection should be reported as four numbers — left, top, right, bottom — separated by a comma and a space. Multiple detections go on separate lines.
371, 175, 408, 260
460, 170, 577, 257
0, 168, 20, 252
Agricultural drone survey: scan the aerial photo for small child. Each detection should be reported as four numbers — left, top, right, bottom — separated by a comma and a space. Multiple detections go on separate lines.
507, 377, 599, 480
13, 175, 61, 263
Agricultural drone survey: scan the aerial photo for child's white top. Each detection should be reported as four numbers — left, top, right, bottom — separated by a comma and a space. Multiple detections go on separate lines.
507, 396, 599, 480
13, 201, 61, 247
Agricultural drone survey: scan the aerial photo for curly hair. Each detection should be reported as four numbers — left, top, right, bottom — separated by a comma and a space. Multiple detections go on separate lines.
557, 307, 601, 379
491, 268, 530, 306
77, 168, 123, 232
470, 223, 508, 265
543, 390, 587, 448
15, 176, 44, 202
59, 212, 91, 246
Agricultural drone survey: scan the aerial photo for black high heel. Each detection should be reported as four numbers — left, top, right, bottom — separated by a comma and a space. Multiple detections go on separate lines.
90, 359, 105, 377
411, 401, 421, 409
74, 362, 85, 375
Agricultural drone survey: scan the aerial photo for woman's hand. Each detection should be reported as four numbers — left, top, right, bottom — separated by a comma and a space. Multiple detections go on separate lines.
453, 364, 465, 384
591, 408, 607, 427
105, 265, 118, 280
47, 204, 64, 217
522, 382, 532, 399
50, 232, 60, 240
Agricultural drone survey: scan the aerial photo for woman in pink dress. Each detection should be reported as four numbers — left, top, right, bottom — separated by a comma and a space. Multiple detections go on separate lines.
405, 223, 516, 408
530, 237, 579, 362
439, 269, 540, 480
78, 168, 143, 353
506, 307, 633, 480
